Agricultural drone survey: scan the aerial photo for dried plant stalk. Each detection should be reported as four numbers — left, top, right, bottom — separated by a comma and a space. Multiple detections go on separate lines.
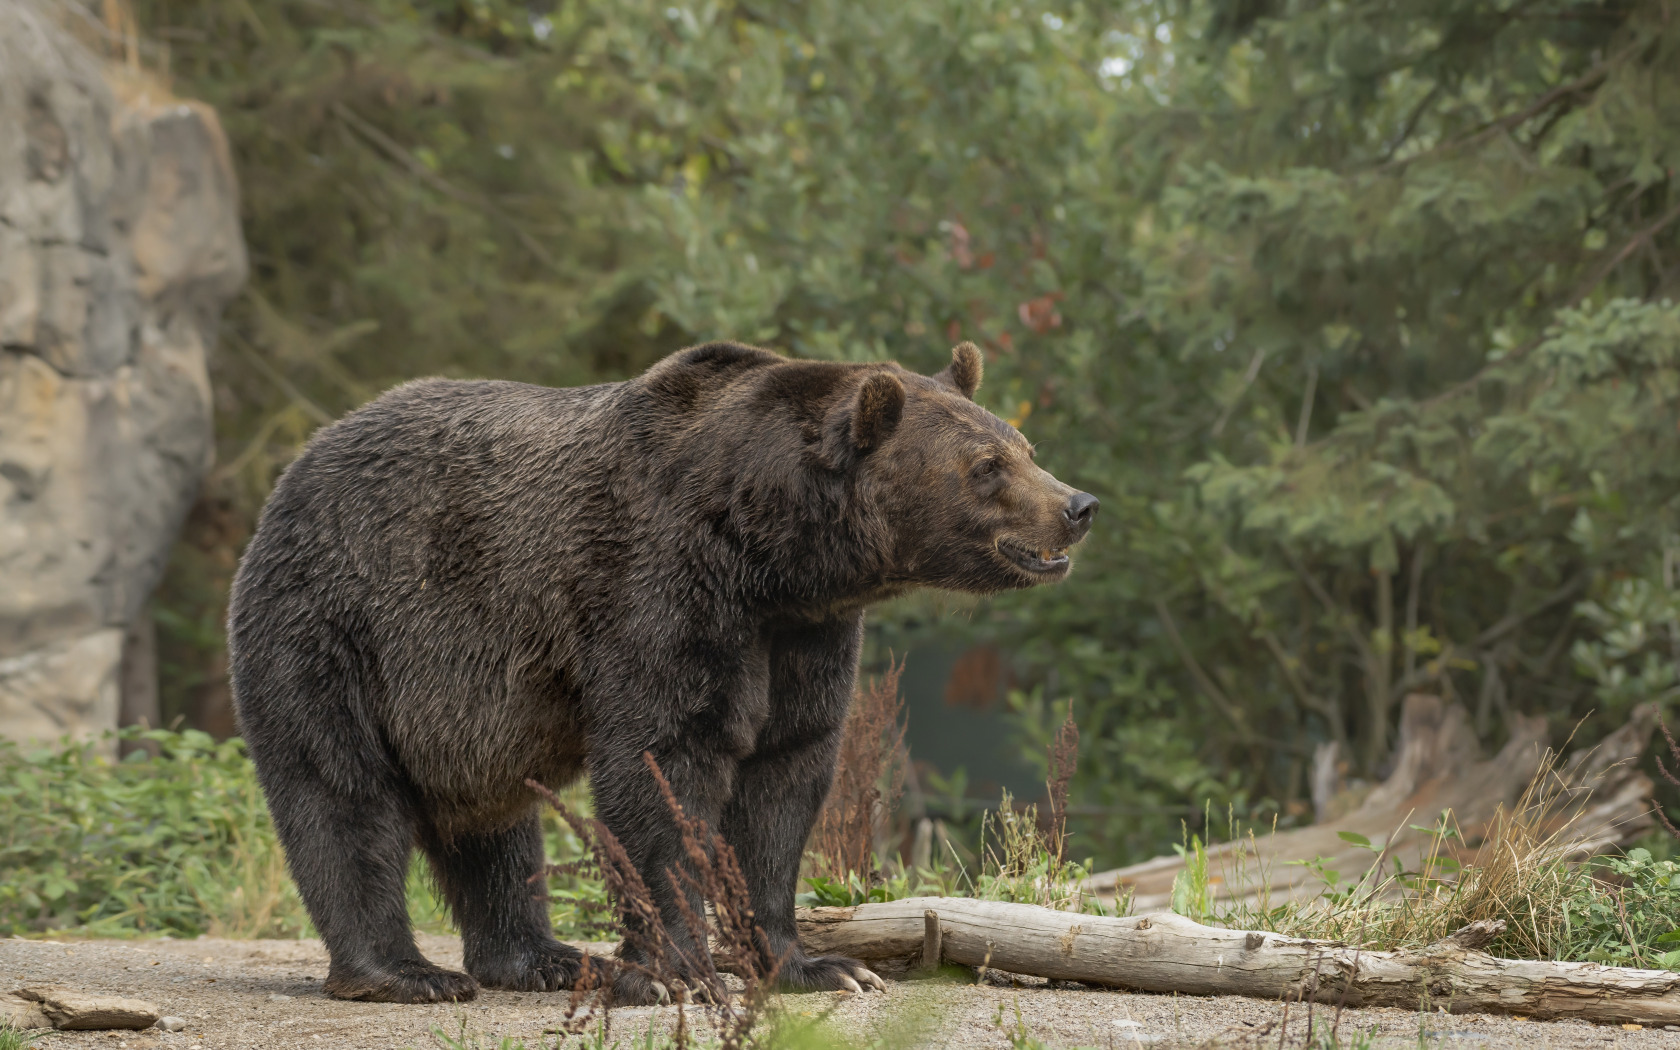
1655, 711, 1680, 842
1044, 704, 1079, 866
809, 661, 906, 880
527, 763, 780, 1050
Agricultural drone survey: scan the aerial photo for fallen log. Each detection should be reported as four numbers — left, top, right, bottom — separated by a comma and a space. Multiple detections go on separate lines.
797, 897, 1680, 1026
1083, 697, 1659, 912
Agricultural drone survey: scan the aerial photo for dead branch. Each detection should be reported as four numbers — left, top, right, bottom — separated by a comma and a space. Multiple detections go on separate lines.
797, 899, 1680, 1025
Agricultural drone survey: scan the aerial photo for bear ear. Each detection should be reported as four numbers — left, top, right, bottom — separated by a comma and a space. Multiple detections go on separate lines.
934, 341, 983, 399
851, 372, 906, 452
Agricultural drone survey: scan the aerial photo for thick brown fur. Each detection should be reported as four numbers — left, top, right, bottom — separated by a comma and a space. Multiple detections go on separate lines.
227, 341, 1096, 1004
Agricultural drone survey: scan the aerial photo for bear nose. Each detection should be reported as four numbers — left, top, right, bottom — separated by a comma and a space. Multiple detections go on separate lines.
1064, 492, 1098, 537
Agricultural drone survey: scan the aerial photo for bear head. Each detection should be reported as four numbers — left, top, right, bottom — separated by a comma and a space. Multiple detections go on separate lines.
826, 342, 1098, 595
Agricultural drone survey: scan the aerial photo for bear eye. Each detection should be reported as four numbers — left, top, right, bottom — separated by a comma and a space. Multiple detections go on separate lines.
974, 457, 1002, 479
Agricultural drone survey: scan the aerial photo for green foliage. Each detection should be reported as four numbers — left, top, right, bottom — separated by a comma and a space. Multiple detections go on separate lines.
800, 786, 1108, 913
987, 0, 1680, 858
796, 872, 905, 909
1269, 842, 1680, 970
1169, 832, 1213, 923
127, 0, 1680, 866
427, 1017, 682, 1050
0, 731, 601, 940
1568, 849, 1680, 970
0, 728, 307, 938
0, 1022, 31, 1050
1204, 787, 1680, 969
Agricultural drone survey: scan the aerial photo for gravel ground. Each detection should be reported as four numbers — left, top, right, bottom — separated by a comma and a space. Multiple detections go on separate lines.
4, 935, 1677, 1050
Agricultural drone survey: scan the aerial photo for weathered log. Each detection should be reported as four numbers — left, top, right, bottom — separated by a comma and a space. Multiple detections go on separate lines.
797, 897, 1680, 1025
1084, 697, 1659, 911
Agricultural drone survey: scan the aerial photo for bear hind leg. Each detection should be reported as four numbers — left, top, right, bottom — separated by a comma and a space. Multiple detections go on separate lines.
424, 811, 585, 992
263, 761, 477, 1004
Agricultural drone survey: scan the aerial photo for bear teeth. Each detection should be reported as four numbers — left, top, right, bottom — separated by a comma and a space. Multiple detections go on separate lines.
999, 538, 1068, 571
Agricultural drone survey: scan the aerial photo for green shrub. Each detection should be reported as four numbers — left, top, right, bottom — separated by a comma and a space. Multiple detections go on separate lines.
0, 728, 306, 937
0, 729, 603, 940
1566, 849, 1680, 969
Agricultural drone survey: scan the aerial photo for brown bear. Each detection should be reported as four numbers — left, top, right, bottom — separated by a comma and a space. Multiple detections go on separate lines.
227, 341, 1096, 1004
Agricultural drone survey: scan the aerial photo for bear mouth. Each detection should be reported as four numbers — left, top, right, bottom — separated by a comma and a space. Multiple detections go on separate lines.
996, 537, 1070, 575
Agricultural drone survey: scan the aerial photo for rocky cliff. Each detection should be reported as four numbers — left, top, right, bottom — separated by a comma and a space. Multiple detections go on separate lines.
0, 0, 246, 749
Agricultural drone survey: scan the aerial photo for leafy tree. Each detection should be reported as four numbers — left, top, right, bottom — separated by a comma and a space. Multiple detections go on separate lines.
134, 0, 1680, 863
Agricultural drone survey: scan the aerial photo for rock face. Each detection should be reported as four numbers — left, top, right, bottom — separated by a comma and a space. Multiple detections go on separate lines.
0, 0, 246, 750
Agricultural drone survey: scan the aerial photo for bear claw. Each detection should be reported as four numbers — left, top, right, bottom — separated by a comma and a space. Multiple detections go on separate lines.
611, 969, 670, 1006
853, 966, 887, 992
778, 954, 887, 995
469, 940, 587, 992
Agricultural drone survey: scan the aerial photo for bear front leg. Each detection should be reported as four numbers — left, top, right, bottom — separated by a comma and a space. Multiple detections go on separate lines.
589, 740, 739, 1005
718, 616, 886, 995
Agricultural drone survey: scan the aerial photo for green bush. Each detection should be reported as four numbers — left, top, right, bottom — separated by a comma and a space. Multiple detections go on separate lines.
1568, 849, 1680, 969
0, 728, 305, 938
0, 729, 603, 940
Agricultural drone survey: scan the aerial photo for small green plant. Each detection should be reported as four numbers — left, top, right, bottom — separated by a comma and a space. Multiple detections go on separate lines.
1566, 848, 1680, 969
427, 1018, 689, 1050
1204, 756, 1680, 969
972, 790, 1096, 911
430, 1020, 538, 1050
1169, 829, 1213, 922
1306, 1024, 1378, 1050
0, 1020, 33, 1050
797, 871, 898, 908
989, 1000, 1098, 1050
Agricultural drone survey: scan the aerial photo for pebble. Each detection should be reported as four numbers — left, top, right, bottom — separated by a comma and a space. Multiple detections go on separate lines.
156, 1016, 188, 1032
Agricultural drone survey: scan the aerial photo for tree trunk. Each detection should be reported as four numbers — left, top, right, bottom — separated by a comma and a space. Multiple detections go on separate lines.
798, 899, 1680, 1025
118, 614, 160, 759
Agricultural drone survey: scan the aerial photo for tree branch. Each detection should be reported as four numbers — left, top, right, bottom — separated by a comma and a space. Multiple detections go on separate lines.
1257, 626, 1343, 734
1568, 201, 1680, 305
1285, 550, 1377, 667
331, 102, 563, 276
1376, 40, 1641, 173
1153, 597, 1248, 735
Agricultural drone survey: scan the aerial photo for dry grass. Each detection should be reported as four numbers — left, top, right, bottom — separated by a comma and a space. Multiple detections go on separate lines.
203, 819, 308, 939
808, 662, 906, 881
1655, 711, 1680, 842
972, 707, 1105, 914
528, 755, 780, 1050
1217, 749, 1634, 961
1043, 706, 1078, 869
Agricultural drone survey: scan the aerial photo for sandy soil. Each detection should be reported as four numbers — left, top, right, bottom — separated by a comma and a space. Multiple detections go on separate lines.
4, 934, 1677, 1050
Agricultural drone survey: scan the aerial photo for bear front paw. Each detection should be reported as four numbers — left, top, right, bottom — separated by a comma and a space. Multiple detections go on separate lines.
777, 954, 887, 994
610, 967, 671, 1006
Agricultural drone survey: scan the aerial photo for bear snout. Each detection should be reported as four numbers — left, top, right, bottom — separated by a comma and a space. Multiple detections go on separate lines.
1063, 492, 1098, 540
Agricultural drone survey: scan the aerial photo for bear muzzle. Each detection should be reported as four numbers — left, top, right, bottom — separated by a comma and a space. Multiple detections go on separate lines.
993, 491, 1097, 577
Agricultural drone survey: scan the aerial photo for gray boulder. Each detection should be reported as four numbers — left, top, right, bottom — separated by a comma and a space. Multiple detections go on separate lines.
0, 0, 246, 750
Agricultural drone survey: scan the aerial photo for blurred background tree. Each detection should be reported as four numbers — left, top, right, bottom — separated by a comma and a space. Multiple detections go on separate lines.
133, 0, 1680, 865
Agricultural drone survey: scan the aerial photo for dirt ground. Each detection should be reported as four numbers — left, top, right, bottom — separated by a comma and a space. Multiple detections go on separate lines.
4, 934, 1678, 1050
